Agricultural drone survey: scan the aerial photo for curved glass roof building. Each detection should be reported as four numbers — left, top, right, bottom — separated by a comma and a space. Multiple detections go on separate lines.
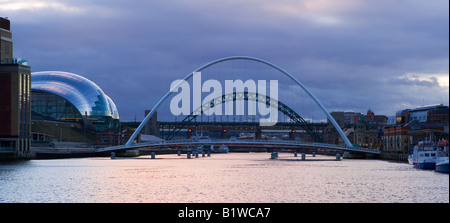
31, 71, 119, 131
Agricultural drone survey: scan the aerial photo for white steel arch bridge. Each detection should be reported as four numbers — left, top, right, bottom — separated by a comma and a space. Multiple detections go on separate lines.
125, 56, 354, 149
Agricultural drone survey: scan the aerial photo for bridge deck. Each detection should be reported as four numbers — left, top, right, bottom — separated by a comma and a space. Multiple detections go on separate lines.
97, 139, 380, 154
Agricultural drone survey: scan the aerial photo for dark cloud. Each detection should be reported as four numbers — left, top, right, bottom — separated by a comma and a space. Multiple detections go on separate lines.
3, 0, 448, 120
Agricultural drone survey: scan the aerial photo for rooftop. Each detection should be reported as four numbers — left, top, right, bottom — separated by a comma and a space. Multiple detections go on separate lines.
409, 104, 447, 112
0, 17, 10, 30
0, 58, 28, 65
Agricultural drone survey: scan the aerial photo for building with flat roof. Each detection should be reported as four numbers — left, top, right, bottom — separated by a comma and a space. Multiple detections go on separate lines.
1, 17, 13, 63
325, 110, 387, 149
384, 104, 449, 154
1, 17, 33, 159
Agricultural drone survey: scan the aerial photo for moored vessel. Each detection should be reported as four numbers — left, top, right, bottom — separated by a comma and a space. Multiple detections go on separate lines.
217, 145, 229, 153
409, 140, 438, 169
435, 139, 449, 173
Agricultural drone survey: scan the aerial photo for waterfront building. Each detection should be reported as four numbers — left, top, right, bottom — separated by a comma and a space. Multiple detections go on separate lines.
384, 104, 449, 154
344, 110, 363, 125
31, 71, 120, 132
325, 110, 387, 149
143, 110, 159, 136
0, 17, 33, 159
98, 129, 141, 146
352, 110, 387, 149
1, 17, 13, 62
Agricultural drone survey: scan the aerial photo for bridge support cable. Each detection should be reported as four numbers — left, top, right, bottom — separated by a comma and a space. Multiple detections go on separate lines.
125, 56, 353, 147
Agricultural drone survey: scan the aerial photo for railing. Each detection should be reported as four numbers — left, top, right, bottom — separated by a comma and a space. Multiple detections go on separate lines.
98, 138, 381, 154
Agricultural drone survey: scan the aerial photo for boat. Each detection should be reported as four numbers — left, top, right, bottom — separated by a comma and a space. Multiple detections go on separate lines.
436, 157, 449, 173
216, 145, 229, 153
409, 140, 438, 169
408, 154, 414, 165
435, 140, 449, 173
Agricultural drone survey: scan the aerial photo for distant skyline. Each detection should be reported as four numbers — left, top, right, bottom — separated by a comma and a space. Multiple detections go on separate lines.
2, 0, 448, 121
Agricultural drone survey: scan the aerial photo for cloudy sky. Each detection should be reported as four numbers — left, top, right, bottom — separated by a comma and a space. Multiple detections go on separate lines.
2, 0, 448, 121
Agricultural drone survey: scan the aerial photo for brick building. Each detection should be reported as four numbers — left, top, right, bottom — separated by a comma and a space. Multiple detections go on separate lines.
0, 17, 33, 159
324, 110, 387, 149
383, 104, 449, 154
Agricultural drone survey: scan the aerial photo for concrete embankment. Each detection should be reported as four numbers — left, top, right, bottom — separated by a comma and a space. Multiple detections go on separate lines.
379, 152, 409, 163
33, 147, 99, 159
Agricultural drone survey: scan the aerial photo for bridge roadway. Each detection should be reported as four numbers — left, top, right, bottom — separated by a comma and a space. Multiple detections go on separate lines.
97, 139, 381, 155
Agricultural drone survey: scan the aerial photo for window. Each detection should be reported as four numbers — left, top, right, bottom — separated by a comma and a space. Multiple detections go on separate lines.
31, 91, 83, 122
4, 43, 11, 55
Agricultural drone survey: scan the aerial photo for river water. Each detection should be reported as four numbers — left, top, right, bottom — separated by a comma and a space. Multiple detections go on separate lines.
0, 153, 448, 203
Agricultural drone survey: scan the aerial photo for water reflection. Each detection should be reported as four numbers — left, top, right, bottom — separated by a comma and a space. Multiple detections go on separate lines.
0, 153, 448, 203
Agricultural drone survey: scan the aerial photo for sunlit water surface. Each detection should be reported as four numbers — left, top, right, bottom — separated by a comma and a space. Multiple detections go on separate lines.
1, 153, 448, 203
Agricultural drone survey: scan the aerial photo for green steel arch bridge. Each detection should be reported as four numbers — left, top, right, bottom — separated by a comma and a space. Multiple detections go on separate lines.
163, 91, 323, 142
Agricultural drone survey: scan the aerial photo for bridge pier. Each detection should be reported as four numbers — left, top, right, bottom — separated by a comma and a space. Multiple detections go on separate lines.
270, 152, 278, 159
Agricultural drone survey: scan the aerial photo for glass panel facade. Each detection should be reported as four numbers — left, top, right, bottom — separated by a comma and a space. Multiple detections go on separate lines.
31, 71, 119, 131
31, 91, 83, 122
